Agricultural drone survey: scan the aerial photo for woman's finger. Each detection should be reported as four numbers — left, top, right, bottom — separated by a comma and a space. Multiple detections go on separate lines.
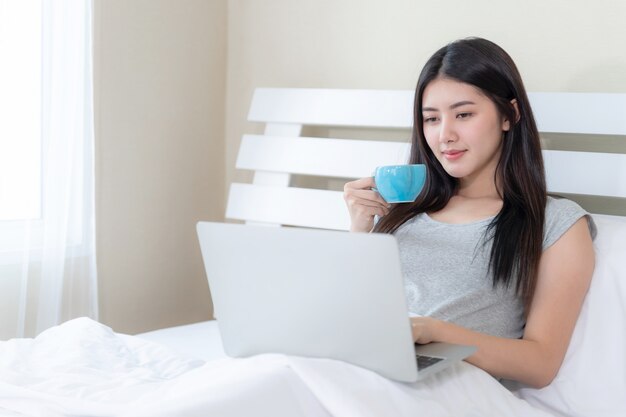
344, 187, 390, 208
344, 176, 376, 191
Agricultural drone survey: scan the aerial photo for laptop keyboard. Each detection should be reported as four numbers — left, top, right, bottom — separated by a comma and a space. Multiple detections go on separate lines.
416, 354, 444, 370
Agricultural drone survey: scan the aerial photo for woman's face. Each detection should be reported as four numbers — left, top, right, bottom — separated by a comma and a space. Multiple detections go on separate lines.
421, 77, 511, 188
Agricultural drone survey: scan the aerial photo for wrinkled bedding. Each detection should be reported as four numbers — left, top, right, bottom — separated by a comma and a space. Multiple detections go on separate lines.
0, 318, 552, 417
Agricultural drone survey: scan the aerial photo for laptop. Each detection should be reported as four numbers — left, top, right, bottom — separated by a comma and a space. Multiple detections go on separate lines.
196, 221, 476, 382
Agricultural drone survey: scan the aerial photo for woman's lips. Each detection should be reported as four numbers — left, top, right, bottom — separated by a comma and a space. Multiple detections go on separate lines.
442, 149, 466, 160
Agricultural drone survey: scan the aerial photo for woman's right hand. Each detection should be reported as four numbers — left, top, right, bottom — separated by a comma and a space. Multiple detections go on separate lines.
343, 177, 391, 233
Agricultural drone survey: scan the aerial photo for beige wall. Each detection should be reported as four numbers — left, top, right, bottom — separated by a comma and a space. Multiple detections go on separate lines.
93, 0, 626, 334
94, 0, 226, 334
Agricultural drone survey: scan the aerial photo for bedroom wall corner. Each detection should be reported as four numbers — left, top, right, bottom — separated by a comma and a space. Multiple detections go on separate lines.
93, 0, 226, 334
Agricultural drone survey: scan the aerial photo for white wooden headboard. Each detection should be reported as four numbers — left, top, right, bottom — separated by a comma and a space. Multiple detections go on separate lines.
227, 88, 626, 230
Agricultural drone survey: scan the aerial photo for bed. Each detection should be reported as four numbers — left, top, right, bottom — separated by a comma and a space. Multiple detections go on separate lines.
1, 88, 625, 417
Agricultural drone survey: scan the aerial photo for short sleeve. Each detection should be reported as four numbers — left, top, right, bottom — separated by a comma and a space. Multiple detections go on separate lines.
543, 197, 597, 250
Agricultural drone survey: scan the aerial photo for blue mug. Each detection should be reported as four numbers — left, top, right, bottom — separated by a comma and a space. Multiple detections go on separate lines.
374, 164, 426, 203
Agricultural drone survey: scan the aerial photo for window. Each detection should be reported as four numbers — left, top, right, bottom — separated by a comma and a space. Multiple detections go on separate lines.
0, 0, 94, 260
0, 1, 42, 221
0, 0, 97, 338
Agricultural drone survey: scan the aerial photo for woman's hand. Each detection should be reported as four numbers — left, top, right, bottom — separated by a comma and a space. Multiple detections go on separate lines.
410, 316, 439, 344
343, 177, 391, 233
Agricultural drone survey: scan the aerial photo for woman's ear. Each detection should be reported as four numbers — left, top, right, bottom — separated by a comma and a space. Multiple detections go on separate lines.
502, 99, 520, 131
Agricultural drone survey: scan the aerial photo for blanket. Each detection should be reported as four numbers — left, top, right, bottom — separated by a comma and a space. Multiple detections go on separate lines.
0, 318, 553, 417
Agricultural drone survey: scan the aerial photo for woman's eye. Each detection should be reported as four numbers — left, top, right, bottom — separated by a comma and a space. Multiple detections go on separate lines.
457, 112, 472, 119
423, 116, 438, 123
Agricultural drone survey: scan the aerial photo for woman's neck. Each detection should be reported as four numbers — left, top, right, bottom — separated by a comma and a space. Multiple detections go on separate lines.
428, 174, 502, 224
457, 174, 501, 200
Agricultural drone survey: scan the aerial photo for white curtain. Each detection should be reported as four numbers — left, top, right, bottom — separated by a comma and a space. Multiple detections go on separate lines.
0, 0, 97, 339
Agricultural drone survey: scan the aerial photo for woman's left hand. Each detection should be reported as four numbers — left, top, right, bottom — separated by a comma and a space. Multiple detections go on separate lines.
410, 316, 440, 344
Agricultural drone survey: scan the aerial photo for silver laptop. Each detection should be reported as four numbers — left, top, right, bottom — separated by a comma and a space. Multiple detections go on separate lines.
196, 221, 475, 382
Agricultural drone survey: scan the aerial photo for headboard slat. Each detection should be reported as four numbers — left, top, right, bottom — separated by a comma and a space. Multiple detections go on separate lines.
544, 150, 626, 198
529, 92, 626, 135
236, 135, 410, 178
226, 183, 350, 230
248, 88, 626, 135
248, 88, 414, 128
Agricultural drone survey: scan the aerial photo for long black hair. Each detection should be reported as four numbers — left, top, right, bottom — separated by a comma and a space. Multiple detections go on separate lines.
374, 38, 546, 310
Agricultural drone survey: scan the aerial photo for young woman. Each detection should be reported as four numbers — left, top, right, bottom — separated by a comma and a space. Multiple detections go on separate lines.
343, 38, 595, 388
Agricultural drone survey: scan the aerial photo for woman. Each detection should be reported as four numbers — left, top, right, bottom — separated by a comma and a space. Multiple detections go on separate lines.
343, 37, 595, 388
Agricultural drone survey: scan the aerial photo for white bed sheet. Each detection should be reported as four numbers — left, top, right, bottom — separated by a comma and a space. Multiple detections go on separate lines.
137, 320, 226, 361
0, 318, 553, 417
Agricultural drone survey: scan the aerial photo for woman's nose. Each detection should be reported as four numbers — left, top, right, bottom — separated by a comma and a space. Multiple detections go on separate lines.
438, 119, 457, 143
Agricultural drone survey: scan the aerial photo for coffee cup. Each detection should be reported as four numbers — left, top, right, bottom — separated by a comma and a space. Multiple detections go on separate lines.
373, 164, 426, 203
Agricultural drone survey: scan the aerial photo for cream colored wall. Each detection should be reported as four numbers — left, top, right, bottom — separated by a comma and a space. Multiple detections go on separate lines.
225, 0, 626, 189
94, 0, 226, 334
92, 0, 626, 334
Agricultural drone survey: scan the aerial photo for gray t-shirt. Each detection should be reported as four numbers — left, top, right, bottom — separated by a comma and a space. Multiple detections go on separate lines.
394, 196, 595, 339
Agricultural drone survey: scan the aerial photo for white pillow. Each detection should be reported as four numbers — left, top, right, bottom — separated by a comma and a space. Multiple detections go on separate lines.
515, 214, 626, 417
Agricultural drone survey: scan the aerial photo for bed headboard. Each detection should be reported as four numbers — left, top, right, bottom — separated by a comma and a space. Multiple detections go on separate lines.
227, 88, 626, 229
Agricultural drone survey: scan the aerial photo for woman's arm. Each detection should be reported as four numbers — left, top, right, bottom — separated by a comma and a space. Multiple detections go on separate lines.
412, 217, 595, 388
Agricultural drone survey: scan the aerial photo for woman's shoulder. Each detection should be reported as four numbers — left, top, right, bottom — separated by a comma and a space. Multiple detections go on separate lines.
546, 195, 586, 216
544, 196, 596, 250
